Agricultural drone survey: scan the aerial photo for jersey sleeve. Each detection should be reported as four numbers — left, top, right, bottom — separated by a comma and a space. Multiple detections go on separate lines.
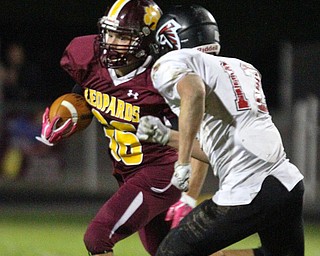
60, 35, 98, 85
151, 51, 194, 116
152, 57, 188, 97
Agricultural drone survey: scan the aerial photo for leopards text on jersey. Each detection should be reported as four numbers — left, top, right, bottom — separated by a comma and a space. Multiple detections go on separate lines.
61, 35, 178, 174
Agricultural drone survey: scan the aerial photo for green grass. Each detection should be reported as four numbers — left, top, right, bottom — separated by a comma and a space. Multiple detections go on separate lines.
0, 208, 319, 256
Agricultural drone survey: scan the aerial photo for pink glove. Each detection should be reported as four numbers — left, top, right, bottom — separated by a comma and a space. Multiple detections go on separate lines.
165, 193, 196, 228
35, 107, 77, 146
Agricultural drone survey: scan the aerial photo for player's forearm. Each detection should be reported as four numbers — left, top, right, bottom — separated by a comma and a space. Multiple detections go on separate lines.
178, 109, 195, 164
177, 74, 205, 164
187, 158, 209, 199
167, 130, 209, 163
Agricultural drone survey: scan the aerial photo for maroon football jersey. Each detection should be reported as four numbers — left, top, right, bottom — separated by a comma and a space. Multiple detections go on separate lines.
60, 35, 178, 174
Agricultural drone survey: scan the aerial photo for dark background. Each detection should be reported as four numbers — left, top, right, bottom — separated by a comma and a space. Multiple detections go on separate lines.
1, 0, 319, 108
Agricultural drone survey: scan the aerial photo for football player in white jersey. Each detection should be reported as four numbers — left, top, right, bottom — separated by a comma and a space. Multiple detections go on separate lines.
137, 4, 305, 256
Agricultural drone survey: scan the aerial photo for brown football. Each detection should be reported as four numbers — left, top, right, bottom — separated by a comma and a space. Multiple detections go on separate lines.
49, 93, 93, 131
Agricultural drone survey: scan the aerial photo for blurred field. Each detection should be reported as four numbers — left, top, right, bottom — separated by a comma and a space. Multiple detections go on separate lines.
0, 205, 319, 256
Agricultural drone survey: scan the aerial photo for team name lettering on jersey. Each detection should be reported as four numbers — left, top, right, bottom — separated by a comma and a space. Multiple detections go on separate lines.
220, 61, 250, 111
84, 88, 140, 122
241, 63, 269, 113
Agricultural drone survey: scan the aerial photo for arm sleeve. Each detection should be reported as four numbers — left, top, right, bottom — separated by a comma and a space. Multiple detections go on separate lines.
60, 35, 98, 85
151, 55, 194, 118
151, 52, 196, 100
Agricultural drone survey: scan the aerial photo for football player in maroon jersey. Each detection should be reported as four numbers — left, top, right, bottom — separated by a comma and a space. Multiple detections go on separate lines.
36, 1, 259, 255
35, 0, 203, 255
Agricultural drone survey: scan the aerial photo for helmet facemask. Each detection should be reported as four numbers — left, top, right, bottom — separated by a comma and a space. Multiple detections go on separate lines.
96, 0, 162, 69
98, 16, 147, 69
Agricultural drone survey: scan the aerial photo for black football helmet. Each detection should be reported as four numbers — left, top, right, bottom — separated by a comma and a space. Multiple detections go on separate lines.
155, 5, 220, 56
98, 0, 162, 69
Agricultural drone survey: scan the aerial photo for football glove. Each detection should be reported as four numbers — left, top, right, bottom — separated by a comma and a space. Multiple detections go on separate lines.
171, 162, 191, 192
35, 107, 77, 146
165, 193, 196, 228
136, 115, 170, 145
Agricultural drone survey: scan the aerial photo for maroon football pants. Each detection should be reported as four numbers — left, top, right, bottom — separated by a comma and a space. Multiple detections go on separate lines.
84, 162, 181, 255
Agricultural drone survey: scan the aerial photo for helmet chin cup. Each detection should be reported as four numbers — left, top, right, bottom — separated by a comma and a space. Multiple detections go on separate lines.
102, 50, 128, 69
135, 49, 146, 58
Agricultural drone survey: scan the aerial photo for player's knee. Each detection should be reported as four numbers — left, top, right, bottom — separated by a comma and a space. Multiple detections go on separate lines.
84, 223, 114, 254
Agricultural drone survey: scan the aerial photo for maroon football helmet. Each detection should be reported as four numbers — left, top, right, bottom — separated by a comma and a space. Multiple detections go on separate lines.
98, 0, 162, 69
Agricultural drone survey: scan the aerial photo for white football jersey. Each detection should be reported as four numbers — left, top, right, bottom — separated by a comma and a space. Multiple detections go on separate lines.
151, 49, 303, 206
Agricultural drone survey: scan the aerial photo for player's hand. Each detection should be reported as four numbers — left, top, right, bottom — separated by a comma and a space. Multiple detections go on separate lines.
35, 107, 77, 146
165, 193, 196, 228
137, 115, 170, 145
171, 162, 191, 192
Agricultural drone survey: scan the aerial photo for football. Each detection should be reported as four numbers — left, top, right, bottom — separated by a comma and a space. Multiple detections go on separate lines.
49, 93, 93, 131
